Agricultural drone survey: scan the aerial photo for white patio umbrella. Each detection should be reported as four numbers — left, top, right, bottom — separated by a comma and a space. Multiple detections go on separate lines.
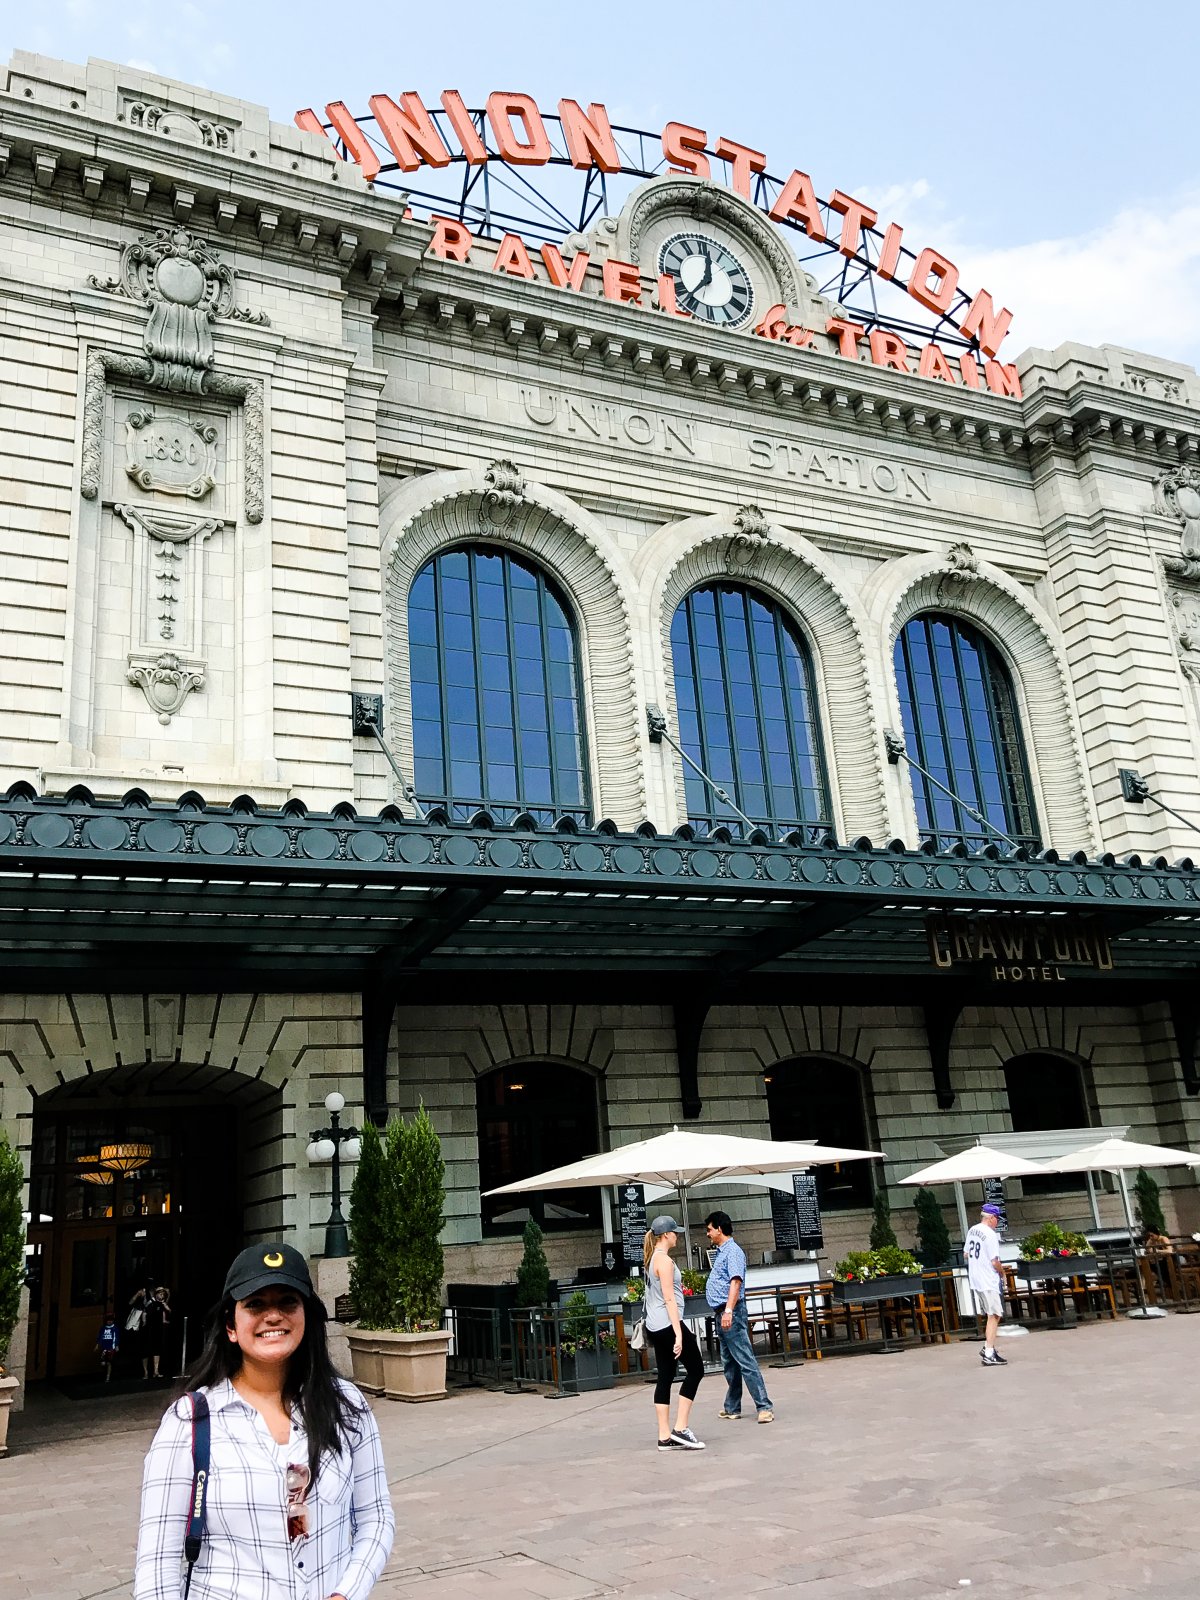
484, 1127, 885, 1262
1040, 1137, 1200, 1319
1041, 1136, 1200, 1232
899, 1143, 1050, 1240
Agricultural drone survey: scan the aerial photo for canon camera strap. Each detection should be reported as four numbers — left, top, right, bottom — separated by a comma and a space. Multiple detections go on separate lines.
183, 1391, 210, 1598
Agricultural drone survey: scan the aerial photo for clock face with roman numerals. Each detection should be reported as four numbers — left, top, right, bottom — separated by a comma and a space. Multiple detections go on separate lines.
658, 231, 755, 327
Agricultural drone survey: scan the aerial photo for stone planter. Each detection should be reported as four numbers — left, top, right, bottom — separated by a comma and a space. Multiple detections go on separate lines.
560, 1345, 616, 1393
832, 1275, 924, 1303
0, 1374, 19, 1457
1017, 1256, 1097, 1281
344, 1329, 385, 1395
376, 1327, 454, 1402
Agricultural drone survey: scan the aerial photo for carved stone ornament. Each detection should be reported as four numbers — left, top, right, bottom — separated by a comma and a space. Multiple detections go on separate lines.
480, 459, 526, 528
1156, 465, 1200, 581
944, 541, 980, 580
81, 350, 263, 524
724, 505, 773, 572
1171, 591, 1200, 682
126, 652, 207, 724
125, 407, 217, 499
116, 504, 219, 720
125, 100, 233, 150
87, 227, 269, 392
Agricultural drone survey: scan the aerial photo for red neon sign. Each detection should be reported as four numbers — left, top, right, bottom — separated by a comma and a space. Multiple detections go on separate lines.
297, 91, 1018, 393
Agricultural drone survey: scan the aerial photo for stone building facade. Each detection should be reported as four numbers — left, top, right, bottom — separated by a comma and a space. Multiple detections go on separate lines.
3, 51, 1200, 1385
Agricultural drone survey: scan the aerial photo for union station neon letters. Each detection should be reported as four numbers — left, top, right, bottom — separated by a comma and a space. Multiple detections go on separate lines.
296, 88, 1020, 397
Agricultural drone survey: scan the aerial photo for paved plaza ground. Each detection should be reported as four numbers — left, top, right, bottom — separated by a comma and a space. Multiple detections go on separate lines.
4, 1314, 1199, 1599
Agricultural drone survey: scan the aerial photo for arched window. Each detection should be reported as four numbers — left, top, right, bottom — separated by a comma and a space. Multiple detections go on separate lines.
1004, 1052, 1091, 1195
477, 1063, 602, 1235
409, 547, 590, 825
764, 1056, 874, 1210
894, 613, 1038, 850
670, 584, 831, 839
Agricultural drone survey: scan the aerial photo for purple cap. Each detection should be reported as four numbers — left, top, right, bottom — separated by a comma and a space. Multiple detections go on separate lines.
981, 1203, 1002, 1217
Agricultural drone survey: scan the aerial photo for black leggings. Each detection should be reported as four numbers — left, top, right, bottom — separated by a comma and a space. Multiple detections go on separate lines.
647, 1322, 704, 1406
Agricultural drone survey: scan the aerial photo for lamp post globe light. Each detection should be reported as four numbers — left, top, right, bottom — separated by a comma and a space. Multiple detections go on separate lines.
306, 1091, 360, 1258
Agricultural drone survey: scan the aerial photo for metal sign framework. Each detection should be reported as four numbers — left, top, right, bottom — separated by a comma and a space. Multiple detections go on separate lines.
324, 105, 982, 353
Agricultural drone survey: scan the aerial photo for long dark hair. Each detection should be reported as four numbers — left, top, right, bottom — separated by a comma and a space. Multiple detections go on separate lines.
179, 1291, 365, 1484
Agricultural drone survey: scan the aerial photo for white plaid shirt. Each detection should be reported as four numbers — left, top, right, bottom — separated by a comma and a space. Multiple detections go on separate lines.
133, 1378, 394, 1600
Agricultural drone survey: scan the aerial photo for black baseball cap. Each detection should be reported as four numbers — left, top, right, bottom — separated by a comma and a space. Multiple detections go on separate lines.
223, 1242, 314, 1302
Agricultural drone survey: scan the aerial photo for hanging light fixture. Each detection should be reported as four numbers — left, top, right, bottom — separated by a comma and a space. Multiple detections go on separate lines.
100, 1141, 153, 1175
76, 1154, 114, 1186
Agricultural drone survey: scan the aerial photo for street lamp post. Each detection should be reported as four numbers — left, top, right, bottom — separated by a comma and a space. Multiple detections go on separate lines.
306, 1092, 361, 1259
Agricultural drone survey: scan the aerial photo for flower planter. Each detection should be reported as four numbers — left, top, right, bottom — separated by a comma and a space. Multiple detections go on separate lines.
560, 1346, 616, 1393
832, 1274, 924, 1304
1017, 1256, 1097, 1281
0, 1374, 19, 1457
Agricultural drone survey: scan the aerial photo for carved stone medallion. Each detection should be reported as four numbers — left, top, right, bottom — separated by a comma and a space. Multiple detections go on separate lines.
1156, 465, 1200, 581
125, 407, 217, 499
724, 504, 773, 573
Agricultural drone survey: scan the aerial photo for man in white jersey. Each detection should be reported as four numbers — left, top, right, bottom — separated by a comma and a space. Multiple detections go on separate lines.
964, 1203, 1008, 1366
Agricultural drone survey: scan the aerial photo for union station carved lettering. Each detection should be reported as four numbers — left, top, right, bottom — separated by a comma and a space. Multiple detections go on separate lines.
748, 436, 934, 501
926, 916, 1114, 983
521, 387, 696, 454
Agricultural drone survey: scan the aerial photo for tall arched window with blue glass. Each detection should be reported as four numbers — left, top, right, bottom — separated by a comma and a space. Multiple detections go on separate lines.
669, 584, 832, 839
893, 613, 1039, 850
409, 547, 591, 824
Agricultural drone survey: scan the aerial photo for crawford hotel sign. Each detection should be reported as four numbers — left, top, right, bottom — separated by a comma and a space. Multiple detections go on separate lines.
296, 88, 1021, 397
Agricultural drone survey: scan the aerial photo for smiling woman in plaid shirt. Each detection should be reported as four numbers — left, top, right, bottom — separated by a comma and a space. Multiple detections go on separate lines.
133, 1242, 394, 1600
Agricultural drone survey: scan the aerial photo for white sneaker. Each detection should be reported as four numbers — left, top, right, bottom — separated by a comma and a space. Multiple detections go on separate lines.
671, 1427, 706, 1450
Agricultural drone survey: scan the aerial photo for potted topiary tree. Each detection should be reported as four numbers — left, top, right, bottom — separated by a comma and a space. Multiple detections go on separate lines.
515, 1218, 551, 1308
913, 1187, 953, 1270
1134, 1167, 1168, 1239
869, 1187, 898, 1250
346, 1109, 452, 1402
0, 1132, 25, 1457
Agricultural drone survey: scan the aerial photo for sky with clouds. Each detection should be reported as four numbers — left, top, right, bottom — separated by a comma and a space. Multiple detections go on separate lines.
12, 1, 1200, 364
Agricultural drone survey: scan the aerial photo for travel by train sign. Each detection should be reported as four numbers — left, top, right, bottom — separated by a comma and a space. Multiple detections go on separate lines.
296, 91, 1021, 397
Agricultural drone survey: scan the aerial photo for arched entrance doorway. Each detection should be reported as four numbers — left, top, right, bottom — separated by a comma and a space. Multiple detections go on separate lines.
26, 1063, 283, 1382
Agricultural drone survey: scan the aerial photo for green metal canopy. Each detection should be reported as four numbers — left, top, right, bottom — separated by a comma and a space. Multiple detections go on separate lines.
2, 783, 1197, 1118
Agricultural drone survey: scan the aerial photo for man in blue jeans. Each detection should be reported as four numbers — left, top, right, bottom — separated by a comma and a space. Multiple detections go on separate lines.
704, 1211, 774, 1423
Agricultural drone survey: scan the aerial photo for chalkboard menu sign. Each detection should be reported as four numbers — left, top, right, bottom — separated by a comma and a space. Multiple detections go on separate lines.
982, 1177, 1008, 1235
793, 1173, 824, 1251
619, 1183, 647, 1267
769, 1184, 800, 1251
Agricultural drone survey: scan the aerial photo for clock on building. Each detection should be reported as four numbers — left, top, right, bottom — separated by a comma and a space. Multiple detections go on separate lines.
658, 231, 755, 327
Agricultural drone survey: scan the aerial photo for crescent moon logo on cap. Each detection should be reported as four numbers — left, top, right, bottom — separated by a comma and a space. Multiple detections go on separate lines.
263, 1250, 284, 1267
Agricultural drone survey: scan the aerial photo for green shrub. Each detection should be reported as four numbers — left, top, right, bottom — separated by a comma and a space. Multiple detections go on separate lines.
394, 1105, 445, 1330
515, 1218, 551, 1307
623, 1276, 644, 1302
560, 1289, 612, 1354
348, 1106, 446, 1331
913, 1187, 953, 1268
1134, 1167, 1167, 1237
680, 1268, 708, 1296
869, 1188, 898, 1251
0, 1133, 24, 1369
348, 1121, 398, 1329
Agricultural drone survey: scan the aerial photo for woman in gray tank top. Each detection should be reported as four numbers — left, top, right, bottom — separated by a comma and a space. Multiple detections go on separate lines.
641, 1215, 705, 1450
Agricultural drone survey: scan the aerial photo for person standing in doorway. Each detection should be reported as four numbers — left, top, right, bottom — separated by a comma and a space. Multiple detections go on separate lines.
129, 1282, 171, 1380
965, 1203, 1008, 1366
703, 1212, 773, 1423
642, 1216, 706, 1451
